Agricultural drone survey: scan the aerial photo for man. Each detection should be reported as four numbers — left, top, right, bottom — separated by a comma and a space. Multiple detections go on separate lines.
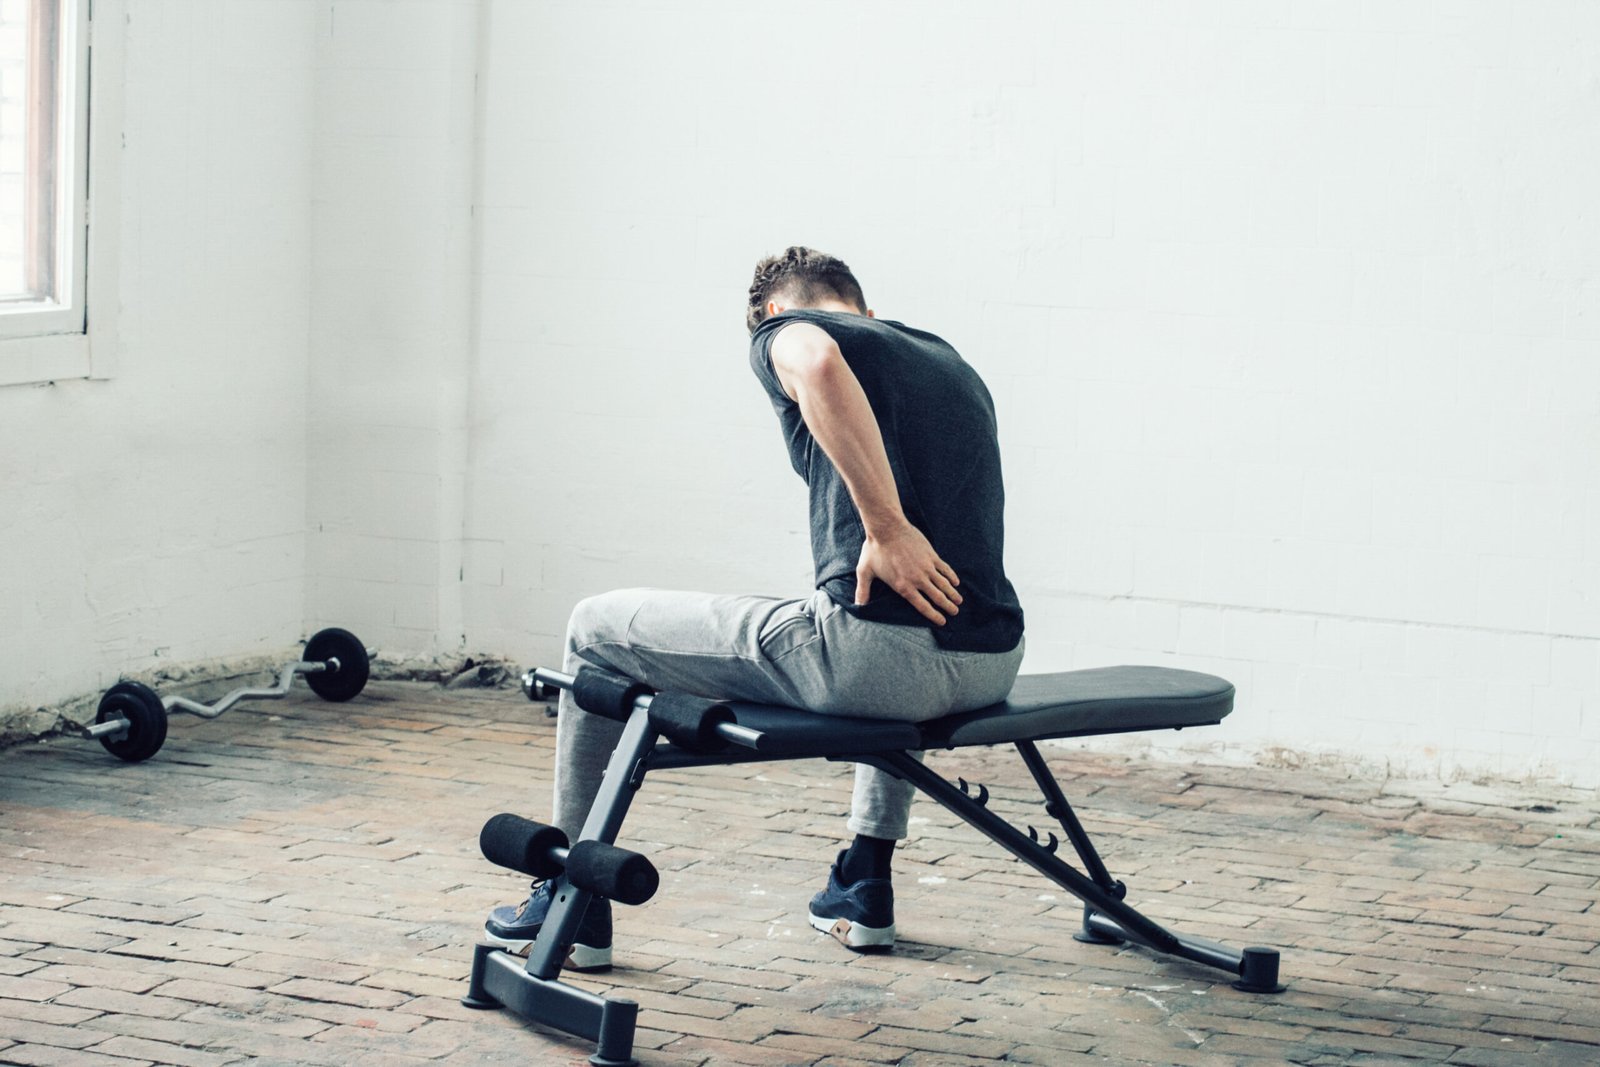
484, 246, 1024, 967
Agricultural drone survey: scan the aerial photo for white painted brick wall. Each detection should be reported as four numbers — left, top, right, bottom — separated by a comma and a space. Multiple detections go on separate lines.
304, 0, 479, 656
468, 0, 1600, 785
0, 0, 317, 715
1, 1, 1595, 788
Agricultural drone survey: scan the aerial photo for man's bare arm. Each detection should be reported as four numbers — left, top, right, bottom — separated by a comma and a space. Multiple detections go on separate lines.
770, 321, 962, 625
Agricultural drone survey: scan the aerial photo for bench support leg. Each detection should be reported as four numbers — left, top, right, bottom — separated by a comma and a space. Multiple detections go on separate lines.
880, 750, 1284, 993
461, 706, 661, 1064
465, 944, 641, 1065
1013, 739, 1131, 945
1015, 740, 1120, 891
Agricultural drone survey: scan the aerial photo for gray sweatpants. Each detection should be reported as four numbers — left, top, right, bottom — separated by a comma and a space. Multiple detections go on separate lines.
552, 588, 1024, 841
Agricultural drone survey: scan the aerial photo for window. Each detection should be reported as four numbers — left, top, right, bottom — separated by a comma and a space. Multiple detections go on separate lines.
0, 0, 92, 379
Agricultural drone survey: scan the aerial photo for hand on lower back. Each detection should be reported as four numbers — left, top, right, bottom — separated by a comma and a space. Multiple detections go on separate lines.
854, 522, 963, 626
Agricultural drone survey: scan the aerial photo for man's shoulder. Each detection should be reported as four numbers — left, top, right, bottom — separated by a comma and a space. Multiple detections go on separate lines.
808, 312, 955, 356
754, 312, 966, 379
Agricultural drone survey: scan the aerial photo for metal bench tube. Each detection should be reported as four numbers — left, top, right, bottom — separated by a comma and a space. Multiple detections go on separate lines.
463, 693, 659, 1065
882, 749, 1277, 988
465, 944, 640, 1066
525, 703, 659, 981
1014, 739, 1118, 890
532, 667, 766, 749
878, 751, 1182, 953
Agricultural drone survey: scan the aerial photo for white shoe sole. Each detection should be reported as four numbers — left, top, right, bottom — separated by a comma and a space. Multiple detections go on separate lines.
809, 910, 896, 951
482, 927, 613, 972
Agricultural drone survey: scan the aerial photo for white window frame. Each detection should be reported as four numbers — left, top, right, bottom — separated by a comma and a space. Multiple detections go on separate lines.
0, 0, 121, 387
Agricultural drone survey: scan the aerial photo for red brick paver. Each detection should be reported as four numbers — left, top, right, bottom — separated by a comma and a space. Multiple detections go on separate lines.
2, 681, 1598, 1065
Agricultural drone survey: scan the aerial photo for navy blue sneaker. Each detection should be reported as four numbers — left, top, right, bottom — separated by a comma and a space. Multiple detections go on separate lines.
484, 881, 613, 971
808, 849, 895, 951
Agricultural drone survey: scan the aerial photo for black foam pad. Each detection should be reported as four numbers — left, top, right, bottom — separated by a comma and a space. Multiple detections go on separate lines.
647, 692, 734, 752
571, 667, 653, 722
479, 814, 569, 878
565, 840, 660, 906
919, 667, 1235, 748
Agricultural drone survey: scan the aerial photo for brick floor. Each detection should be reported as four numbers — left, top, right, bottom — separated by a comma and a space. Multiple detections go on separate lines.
0, 680, 1596, 1066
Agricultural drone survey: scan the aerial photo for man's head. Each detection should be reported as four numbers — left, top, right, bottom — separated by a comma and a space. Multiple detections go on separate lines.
746, 246, 870, 335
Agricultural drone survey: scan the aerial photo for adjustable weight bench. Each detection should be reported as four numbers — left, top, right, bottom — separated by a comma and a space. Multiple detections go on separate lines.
463, 664, 1285, 1067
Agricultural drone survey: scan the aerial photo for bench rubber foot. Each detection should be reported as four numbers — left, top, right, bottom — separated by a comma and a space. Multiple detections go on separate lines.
1232, 946, 1286, 994
459, 994, 499, 1009
1074, 907, 1123, 944
1073, 928, 1123, 945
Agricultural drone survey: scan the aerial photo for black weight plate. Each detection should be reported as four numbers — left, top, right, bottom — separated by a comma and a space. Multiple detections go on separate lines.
303, 627, 370, 702
96, 681, 168, 762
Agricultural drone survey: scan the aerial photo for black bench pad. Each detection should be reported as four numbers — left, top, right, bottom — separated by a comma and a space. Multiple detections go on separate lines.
711, 666, 1233, 758
919, 666, 1233, 749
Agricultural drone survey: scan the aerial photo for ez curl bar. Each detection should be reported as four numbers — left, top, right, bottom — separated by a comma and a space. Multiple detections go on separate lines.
79, 627, 372, 762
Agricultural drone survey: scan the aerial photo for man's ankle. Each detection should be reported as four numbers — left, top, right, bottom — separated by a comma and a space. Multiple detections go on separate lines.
840, 834, 895, 884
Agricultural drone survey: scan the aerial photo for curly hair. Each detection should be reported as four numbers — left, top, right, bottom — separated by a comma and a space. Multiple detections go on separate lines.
746, 246, 867, 335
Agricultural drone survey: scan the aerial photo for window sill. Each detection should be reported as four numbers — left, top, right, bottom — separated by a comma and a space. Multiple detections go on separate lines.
0, 332, 92, 387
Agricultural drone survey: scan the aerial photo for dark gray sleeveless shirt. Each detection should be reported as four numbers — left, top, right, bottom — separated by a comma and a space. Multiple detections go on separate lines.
749, 309, 1023, 654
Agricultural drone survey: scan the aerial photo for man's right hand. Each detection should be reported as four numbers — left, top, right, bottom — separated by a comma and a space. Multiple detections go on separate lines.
855, 521, 963, 626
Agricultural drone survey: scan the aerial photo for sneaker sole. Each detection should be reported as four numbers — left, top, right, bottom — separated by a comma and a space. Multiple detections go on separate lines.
808, 910, 895, 952
481, 928, 613, 972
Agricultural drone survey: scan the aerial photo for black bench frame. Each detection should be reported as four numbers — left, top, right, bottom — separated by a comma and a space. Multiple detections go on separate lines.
464, 667, 1284, 1067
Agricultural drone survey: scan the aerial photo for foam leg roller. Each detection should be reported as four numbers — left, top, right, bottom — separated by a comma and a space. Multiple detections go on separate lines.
572, 666, 653, 722
479, 814, 569, 878
566, 840, 660, 906
647, 692, 734, 752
